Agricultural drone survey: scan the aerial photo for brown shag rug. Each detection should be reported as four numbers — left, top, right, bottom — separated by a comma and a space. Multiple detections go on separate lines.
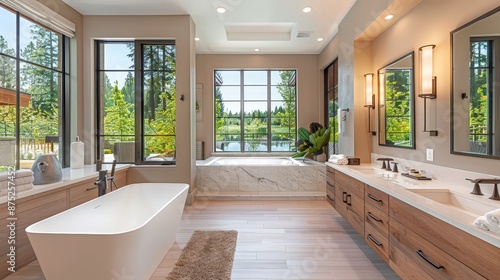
166, 230, 238, 280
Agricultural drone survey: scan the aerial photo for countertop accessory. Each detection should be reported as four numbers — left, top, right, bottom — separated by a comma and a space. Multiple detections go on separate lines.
31, 154, 62, 185
401, 173, 431, 180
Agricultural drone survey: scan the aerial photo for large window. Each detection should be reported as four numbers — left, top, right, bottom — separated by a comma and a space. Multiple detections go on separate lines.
96, 40, 176, 164
0, 5, 68, 170
214, 70, 296, 152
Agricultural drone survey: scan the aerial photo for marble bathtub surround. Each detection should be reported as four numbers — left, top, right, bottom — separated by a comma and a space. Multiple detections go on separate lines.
196, 162, 325, 199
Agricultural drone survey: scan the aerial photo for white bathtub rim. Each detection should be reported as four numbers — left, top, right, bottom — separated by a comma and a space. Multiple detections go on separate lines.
25, 183, 189, 236
197, 156, 323, 166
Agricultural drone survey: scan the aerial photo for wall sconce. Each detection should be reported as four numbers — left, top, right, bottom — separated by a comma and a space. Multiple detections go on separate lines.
364, 73, 376, 136
418, 44, 438, 136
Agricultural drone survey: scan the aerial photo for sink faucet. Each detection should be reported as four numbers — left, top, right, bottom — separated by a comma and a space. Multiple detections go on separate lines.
94, 170, 108, 196
466, 178, 500, 200
376, 158, 393, 171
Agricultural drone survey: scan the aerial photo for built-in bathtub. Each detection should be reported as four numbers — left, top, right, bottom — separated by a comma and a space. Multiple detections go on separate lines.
196, 157, 326, 199
26, 183, 189, 280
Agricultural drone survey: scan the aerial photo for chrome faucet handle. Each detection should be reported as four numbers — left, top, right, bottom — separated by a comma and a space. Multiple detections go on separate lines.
490, 184, 500, 201
466, 178, 484, 196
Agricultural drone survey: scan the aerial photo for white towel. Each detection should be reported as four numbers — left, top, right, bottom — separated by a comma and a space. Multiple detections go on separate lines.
0, 175, 35, 189
329, 158, 348, 165
329, 154, 346, 160
473, 216, 500, 233
0, 182, 34, 196
485, 208, 500, 226
0, 170, 34, 181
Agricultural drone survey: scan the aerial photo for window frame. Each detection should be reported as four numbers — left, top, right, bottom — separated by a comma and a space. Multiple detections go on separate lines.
0, 5, 69, 169
213, 69, 297, 153
95, 39, 177, 165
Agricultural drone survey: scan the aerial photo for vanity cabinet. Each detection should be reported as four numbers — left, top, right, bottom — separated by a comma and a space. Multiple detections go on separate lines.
334, 171, 364, 236
328, 167, 500, 279
389, 197, 498, 280
364, 184, 390, 262
326, 166, 335, 207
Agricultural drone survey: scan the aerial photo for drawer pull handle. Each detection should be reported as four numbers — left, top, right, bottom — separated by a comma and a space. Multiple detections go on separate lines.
327, 182, 335, 188
367, 194, 383, 203
86, 186, 97, 191
327, 169, 335, 175
342, 192, 347, 203
346, 194, 352, 206
367, 212, 382, 223
327, 195, 334, 202
367, 234, 382, 247
416, 250, 445, 270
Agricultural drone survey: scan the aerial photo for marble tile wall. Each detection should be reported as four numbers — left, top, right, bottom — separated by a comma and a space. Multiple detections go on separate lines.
196, 165, 326, 198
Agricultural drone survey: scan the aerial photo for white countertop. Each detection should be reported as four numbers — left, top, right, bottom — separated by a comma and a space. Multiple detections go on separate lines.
326, 162, 500, 248
0, 164, 131, 204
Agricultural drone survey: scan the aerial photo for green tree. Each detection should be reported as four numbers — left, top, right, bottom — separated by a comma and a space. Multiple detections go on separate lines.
104, 83, 135, 143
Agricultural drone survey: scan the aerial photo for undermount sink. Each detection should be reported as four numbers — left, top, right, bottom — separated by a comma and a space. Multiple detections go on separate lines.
406, 189, 496, 216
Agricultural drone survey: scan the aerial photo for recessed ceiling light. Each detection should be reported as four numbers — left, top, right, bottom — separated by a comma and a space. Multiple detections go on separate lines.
216, 7, 226, 13
195, 37, 200, 41
303, 7, 312, 13
384, 14, 394, 20
317, 38, 324, 42
255, 48, 260, 52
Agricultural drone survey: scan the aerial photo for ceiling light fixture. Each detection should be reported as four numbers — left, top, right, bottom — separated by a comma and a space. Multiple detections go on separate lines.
317, 38, 324, 42
303, 7, 312, 13
216, 6, 226, 13
195, 37, 200, 41
255, 48, 260, 52
384, 14, 394, 20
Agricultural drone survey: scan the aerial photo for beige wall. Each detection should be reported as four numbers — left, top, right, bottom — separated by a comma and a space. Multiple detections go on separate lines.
196, 54, 319, 159
370, 0, 500, 174
82, 15, 197, 195
319, 0, 395, 162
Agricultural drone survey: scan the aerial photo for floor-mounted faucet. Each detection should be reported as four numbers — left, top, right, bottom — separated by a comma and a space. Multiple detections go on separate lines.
88, 170, 108, 197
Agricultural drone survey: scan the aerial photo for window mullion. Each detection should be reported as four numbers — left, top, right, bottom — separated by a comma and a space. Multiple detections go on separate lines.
240, 70, 244, 152
267, 70, 271, 152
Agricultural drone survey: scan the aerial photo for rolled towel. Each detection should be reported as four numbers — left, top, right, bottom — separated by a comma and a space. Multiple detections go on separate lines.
473, 216, 500, 233
329, 154, 346, 161
485, 208, 500, 226
329, 157, 348, 165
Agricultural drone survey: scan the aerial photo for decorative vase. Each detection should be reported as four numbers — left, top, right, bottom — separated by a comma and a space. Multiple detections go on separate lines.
31, 154, 63, 185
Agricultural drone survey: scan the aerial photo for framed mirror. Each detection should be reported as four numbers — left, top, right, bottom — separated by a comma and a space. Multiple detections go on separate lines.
378, 52, 415, 149
451, 6, 500, 159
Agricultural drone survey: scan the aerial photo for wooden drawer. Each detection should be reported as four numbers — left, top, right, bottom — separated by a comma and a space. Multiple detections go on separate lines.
390, 219, 486, 280
335, 171, 364, 197
365, 184, 389, 213
346, 192, 364, 218
365, 202, 389, 237
345, 206, 364, 236
365, 222, 389, 262
390, 197, 499, 279
69, 179, 98, 207
389, 239, 433, 280
334, 184, 347, 218
326, 166, 335, 182
326, 188, 335, 207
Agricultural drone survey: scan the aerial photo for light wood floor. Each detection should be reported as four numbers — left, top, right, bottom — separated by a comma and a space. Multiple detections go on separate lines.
6, 200, 399, 280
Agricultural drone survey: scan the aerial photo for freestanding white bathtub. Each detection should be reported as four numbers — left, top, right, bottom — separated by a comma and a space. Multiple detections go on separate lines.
25, 183, 189, 280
